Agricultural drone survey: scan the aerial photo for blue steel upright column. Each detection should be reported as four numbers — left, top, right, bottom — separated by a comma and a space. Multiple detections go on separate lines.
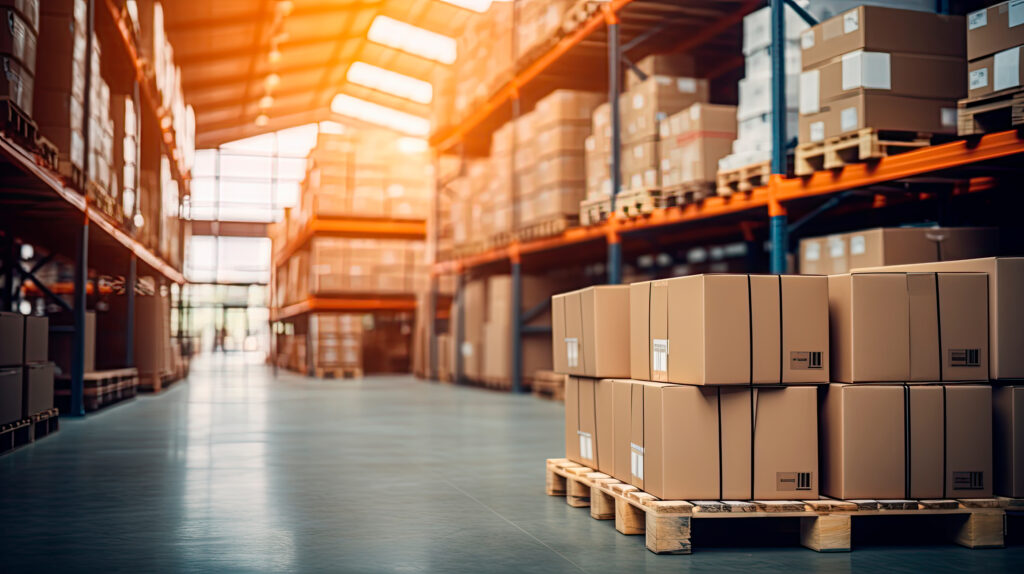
510, 250, 523, 393
606, 7, 622, 285
769, 0, 789, 275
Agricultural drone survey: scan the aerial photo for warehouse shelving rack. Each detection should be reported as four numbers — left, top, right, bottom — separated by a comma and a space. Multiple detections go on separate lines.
0, 0, 191, 416
426, 0, 1024, 392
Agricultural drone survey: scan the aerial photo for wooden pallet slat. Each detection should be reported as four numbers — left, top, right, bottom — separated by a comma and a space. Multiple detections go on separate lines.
795, 128, 934, 176
716, 160, 771, 197
957, 90, 1024, 136
662, 181, 715, 207
545, 458, 1006, 555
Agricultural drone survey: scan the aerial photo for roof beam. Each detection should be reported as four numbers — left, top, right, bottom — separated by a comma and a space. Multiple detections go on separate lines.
175, 32, 361, 67
164, 3, 362, 32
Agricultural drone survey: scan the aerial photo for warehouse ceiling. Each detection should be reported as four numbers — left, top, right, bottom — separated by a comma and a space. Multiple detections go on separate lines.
163, 0, 474, 148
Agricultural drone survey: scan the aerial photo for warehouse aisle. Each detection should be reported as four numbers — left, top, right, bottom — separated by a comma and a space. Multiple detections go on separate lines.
0, 357, 1020, 573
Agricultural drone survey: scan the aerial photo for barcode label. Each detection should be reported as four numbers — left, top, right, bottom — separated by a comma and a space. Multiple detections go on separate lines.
565, 338, 579, 368
652, 339, 669, 381
777, 472, 813, 491
578, 431, 594, 462
968, 9, 987, 30
949, 349, 981, 368
791, 351, 823, 370
953, 471, 984, 490
630, 443, 644, 480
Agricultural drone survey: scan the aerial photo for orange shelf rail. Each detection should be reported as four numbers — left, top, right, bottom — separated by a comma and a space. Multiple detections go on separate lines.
273, 216, 428, 267
433, 129, 1024, 274
272, 295, 419, 321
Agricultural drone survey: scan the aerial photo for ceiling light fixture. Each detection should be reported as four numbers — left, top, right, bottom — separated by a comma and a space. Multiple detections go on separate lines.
259, 95, 274, 109
347, 62, 433, 104
265, 73, 281, 89
367, 16, 457, 65
268, 47, 282, 64
255, 114, 270, 127
329, 94, 430, 136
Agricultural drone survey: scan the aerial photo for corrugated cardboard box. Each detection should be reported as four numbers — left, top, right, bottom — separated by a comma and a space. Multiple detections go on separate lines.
621, 76, 710, 144
799, 6, 964, 71
634, 275, 828, 385
966, 1, 1024, 61
853, 258, 1023, 380
967, 49, 1024, 100
751, 386, 819, 499
551, 286, 630, 378
800, 227, 999, 274
625, 53, 696, 89
0, 366, 22, 424
798, 92, 958, 142
658, 103, 737, 187
595, 378, 616, 476
828, 272, 988, 382
0, 312, 23, 367
993, 386, 1024, 497
564, 376, 579, 462
611, 379, 633, 483
643, 383, 720, 499
23, 315, 47, 363
564, 376, 599, 468
23, 361, 54, 417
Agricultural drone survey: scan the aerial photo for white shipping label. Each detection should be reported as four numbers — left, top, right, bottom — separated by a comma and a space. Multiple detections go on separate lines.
843, 10, 860, 34
994, 47, 1021, 93
690, 105, 701, 120
578, 431, 594, 461
805, 241, 821, 261
633, 145, 644, 159
630, 443, 644, 479
631, 174, 643, 189
840, 107, 859, 133
850, 235, 866, 255
968, 9, 987, 30
829, 237, 845, 258
941, 108, 957, 128
652, 339, 669, 379
970, 68, 990, 90
801, 30, 815, 50
461, 342, 473, 357
810, 121, 825, 143
565, 338, 579, 368
799, 70, 820, 115
1011, 0, 1024, 28
677, 78, 697, 93
633, 94, 645, 110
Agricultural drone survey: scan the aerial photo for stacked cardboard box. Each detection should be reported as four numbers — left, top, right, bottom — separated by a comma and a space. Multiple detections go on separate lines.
718, 5, 806, 173
0, 0, 37, 114
0, 312, 54, 425
310, 313, 363, 374
797, 6, 965, 145
658, 103, 737, 190
515, 0, 574, 60
112, 94, 139, 224
34, 0, 86, 179
962, 1, 1024, 132
799, 226, 999, 275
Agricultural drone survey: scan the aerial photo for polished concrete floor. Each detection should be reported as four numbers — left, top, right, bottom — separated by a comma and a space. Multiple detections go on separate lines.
1, 353, 1021, 573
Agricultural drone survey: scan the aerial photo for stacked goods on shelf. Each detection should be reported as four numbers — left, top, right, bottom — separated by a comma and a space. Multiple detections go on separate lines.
135, 286, 175, 392
960, 1, 1024, 134
516, 0, 574, 59
299, 130, 432, 225
657, 103, 737, 200
111, 94, 139, 224
0, 312, 54, 426
310, 313, 363, 377
0, 0, 38, 118
799, 226, 999, 274
34, 0, 86, 183
446, 2, 513, 132
795, 6, 966, 174
552, 263, 1014, 503
86, 38, 118, 216
717, 5, 806, 193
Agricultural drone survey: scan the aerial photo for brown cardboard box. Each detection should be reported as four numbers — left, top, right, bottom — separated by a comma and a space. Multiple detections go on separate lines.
576, 377, 598, 468
853, 258, 1023, 380
641, 275, 827, 385
752, 386, 819, 499
821, 384, 906, 499
621, 76, 710, 144
993, 386, 1024, 497
644, 383, 720, 500
23, 315, 47, 363
798, 92, 958, 143
799, 6, 964, 71
0, 366, 22, 424
626, 53, 697, 89
551, 286, 630, 378
967, 50, 1024, 100
0, 312, 23, 367
658, 103, 737, 187
611, 379, 633, 483
462, 279, 486, 380
23, 361, 53, 417
564, 376, 579, 462
802, 53, 965, 110
800, 227, 999, 274
595, 378, 616, 475
944, 385, 993, 498
967, 2, 1024, 61
629, 282, 651, 381
828, 272, 988, 382
552, 293, 567, 374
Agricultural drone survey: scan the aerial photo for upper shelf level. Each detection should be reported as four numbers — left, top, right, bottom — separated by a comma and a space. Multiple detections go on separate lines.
272, 216, 428, 268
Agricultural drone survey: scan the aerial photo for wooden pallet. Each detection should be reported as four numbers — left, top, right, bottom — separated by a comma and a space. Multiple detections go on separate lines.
662, 181, 715, 207
717, 161, 771, 197
35, 135, 60, 172
795, 128, 933, 176
30, 408, 60, 442
615, 187, 661, 218
139, 370, 177, 393
562, 0, 601, 33
0, 97, 37, 148
55, 368, 140, 412
545, 458, 1006, 554
0, 417, 33, 456
579, 195, 610, 226
515, 216, 577, 242
531, 371, 565, 401
314, 366, 363, 379
958, 90, 1024, 136
59, 160, 86, 193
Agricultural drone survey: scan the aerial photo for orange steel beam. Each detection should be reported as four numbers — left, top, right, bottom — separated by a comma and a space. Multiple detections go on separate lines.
429, 0, 637, 152
273, 216, 427, 267
432, 129, 1024, 273
272, 295, 418, 320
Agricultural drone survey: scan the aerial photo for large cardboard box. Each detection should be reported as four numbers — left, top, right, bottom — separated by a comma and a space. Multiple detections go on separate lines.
23, 361, 53, 417
967, 49, 1024, 100
594, 378, 616, 475
564, 376, 599, 468
23, 315, 47, 363
798, 91, 958, 143
853, 258, 1023, 380
611, 379, 633, 483
799, 6, 964, 71
626, 53, 696, 89
751, 386, 819, 499
551, 286, 630, 378
643, 383, 720, 500
0, 312, 23, 367
966, 2, 1024, 61
821, 384, 992, 500
994, 386, 1024, 497
621, 76, 710, 144
633, 275, 828, 385
658, 103, 737, 187
462, 279, 486, 380
828, 273, 989, 383
799, 227, 999, 274
0, 366, 22, 424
